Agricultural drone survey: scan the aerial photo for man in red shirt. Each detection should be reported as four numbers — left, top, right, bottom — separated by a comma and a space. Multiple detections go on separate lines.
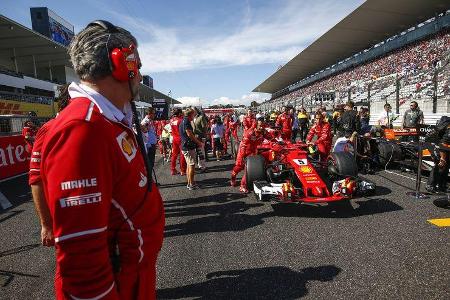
231, 116, 266, 193
170, 108, 187, 175
243, 109, 256, 133
29, 84, 71, 247
223, 113, 231, 153
306, 112, 332, 161
40, 21, 164, 300
22, 120, 36, 154
276, 106, 293, 142
229, 116, 240, 142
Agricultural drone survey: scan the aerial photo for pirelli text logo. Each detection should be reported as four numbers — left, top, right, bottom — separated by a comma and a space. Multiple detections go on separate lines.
61, 178, 97, 190
59, 193, 102, 208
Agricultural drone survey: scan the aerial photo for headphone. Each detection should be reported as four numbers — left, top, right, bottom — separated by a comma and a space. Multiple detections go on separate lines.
87, 20, 139, 82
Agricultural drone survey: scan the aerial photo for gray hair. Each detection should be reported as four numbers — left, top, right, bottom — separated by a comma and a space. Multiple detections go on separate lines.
69, 23, 138, 81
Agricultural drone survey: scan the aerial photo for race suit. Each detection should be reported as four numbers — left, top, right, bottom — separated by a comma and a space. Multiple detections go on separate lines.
232, 128, 264, 188
223, 115, 231, 153
40, 87, 164, 300
230, 120, 240, 142
243, 116, 256, 133
306, 121, 332, 161
170, 116, 187, 174
22, 125, 36, 154
275, 112, 293, 141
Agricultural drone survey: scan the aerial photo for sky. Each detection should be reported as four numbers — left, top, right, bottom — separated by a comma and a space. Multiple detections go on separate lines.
1, 0, 365, 107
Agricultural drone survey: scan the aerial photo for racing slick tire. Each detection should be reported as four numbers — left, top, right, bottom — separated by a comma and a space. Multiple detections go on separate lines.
378, 142, 402, 168
328, 152, 358, 177
245, 155, 267, 190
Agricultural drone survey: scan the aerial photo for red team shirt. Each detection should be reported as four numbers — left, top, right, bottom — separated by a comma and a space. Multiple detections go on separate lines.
40, 94, 164, 300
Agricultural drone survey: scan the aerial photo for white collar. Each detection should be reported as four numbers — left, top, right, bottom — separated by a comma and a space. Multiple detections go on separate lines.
68, 82, 133, 126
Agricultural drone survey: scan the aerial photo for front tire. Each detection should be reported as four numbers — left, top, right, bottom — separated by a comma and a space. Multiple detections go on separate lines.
245, 155, 267, 190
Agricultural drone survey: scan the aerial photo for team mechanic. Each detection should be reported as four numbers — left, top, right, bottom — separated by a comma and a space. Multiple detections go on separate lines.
306, 112, 332, 162
275, 106, 293, 142
231, 116, 267, 193
40, 21, 164, 299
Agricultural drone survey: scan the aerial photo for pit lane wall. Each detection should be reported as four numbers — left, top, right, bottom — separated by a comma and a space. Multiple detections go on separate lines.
0, 134, 29, 180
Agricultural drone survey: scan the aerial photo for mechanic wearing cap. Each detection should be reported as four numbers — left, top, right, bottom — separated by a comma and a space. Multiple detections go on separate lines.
426, 116, 450, 194
275, 106, 293, 142
170, 108, 187, 175
231, 115, 267, 193
40, 21, 164, 299
306, 111, 332, 161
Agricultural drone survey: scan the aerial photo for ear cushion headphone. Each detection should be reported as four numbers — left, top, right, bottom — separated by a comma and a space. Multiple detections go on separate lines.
87, 20, 138, 82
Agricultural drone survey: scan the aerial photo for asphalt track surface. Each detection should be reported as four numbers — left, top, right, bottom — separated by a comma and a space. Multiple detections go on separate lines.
0, 155, 449, 299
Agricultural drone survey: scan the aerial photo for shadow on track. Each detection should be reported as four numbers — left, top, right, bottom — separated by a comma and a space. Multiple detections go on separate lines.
164, 211, 273, 238
158, 265, 341, 299
0, 243, 40, 258
0, 269, 40, 287
165, 201, 263, 218
164, 192, 247, 208
159, 177, 232, 190
202, 163, 235, 174
270, 198, 403, 218
0, 210, 24, 222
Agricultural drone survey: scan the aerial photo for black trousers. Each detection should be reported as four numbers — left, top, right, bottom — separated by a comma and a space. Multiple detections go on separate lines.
299, 125, 308, 142
427, 156, 449, 191
147, 144, 157, 174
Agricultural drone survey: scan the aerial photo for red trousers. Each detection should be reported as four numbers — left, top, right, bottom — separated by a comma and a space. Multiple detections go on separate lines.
224, 132, 230, 152
232, 148, 251, 188
171, 139, 186, 173
55, 255, 158, 300
281, 130, 292, 142
317, 143, 331, 162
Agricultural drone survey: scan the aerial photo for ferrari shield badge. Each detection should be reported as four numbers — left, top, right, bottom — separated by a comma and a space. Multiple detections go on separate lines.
116, 131, 137, 162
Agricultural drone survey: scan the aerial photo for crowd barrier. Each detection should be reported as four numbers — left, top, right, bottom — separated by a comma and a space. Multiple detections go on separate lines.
0, 134, 29, 180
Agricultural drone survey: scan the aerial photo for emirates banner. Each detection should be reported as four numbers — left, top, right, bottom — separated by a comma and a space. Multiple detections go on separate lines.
0, 135, 30, 180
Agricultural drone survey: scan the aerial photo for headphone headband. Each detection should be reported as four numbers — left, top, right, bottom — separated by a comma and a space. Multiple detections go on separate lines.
87, 20, 119, 33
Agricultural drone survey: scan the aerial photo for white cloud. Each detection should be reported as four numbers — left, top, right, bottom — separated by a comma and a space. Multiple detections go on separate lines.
209, 92, 270, 107
176, 96, 203, 107
106, 0, 364, 73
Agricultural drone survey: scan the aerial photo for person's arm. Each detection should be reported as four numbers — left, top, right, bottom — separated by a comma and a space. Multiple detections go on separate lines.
31, 183, 54, 246
43, 121, 118, 299
438, 150, 447, 168
306, 125, 315, 143
419, 111, 424, 124
402, 111, 407, 128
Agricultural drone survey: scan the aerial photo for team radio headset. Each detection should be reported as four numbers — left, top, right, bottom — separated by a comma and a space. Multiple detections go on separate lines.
86, 20, 152, 272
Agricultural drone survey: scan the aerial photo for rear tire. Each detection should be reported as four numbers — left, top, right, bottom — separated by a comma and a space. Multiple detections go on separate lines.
328, 152, 358, 177
378, 142, 402, 168
245, 155, 266, 190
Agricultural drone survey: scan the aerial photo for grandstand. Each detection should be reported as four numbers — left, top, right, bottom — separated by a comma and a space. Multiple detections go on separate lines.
0, 12, 178, 124
254, 0, 450, 125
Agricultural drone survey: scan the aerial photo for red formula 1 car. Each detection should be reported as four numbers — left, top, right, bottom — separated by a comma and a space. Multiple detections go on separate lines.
246, 138, 375, 207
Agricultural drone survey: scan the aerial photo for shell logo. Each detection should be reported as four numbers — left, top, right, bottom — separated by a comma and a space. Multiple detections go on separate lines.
121, 137, 134, 156
300, 166, 313, 173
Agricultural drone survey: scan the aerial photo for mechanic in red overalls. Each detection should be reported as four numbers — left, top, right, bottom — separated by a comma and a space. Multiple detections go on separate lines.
229, 116, 240, 142
243, 109, 256, 133
22, 120, 37, 154
40, 21, 164, 300
275, 106, 293, 142
170, 108, 187, 175
231, 116, 266, 193
223, 113, 231, 153
306, 111, 332, 161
